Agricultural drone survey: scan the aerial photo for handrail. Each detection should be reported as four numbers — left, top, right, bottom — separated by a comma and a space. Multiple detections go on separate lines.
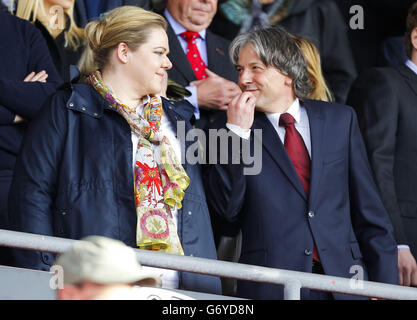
0, 229, 416, 300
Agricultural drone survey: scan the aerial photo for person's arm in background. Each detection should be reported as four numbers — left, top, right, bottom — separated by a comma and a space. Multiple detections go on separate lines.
190, 69, 241, 112
0, 105, 15, 125
8, 92, 68, 271
0, 70, 51, 125
0, 24, 61, 121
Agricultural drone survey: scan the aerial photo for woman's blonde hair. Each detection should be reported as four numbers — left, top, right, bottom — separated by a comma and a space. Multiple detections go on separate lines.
14, 0, 84, 51
78, 6, 167, 75
291, 35, 334, 102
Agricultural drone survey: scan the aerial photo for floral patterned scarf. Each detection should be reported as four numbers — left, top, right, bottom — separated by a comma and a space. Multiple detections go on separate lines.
86, 71, 189, 255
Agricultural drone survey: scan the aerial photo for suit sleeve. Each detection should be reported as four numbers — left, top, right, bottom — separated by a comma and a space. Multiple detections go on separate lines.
0, 25, 61, 120
347, 69, 408, 246
347, 107, 398, 284
202, 129, 247, 225
8, 93, 67, 271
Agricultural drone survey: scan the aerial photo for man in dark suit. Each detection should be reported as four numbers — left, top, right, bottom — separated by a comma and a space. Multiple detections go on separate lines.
163, 0, 240, 129
204, 26, 398, 300
347, 2, 417, 288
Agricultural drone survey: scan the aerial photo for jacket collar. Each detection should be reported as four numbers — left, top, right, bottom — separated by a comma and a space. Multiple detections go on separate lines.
66, 82, 107, 118
398, 63, 417, 98
66, 82, 195, 123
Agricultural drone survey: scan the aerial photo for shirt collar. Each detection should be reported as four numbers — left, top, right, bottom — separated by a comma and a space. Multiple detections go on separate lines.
164, 9, 206, 40
135, 95, 152, 115
266, 98, 301, 125
405, 59, 417, 75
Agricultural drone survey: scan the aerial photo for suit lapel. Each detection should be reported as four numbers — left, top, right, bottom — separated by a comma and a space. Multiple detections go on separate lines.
253, 112, 307, 201
397, 64, 417, 98
303, 101, 325, 208
166, 23, 197, 84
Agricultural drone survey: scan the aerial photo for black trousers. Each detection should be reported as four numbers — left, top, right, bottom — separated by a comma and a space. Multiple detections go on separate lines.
307, 260, 334, 300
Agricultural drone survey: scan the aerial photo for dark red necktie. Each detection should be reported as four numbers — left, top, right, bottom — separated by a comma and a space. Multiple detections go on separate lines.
180, 31, 207, 80
279, 113, 320, 262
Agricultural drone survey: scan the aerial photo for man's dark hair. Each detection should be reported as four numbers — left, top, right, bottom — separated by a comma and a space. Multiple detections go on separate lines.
229, 25, 310, 100
405, 2, 417, 59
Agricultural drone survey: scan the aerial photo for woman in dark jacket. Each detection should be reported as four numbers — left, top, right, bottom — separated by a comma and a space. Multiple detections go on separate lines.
9, 6, 221, 295
15, 0, 85, 83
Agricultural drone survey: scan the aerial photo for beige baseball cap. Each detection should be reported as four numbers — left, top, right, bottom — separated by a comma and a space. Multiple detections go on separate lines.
53, 236, 162, 287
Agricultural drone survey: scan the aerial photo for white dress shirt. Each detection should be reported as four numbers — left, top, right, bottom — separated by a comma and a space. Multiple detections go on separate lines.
264, 99, 311, 156
131, 95, 180, 289
406, 59, 417, 75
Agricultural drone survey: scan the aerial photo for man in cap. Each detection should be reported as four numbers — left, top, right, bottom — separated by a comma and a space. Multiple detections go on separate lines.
54, 236, 170, 300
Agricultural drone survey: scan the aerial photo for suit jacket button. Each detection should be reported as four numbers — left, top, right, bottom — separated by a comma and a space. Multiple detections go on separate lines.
308, 211, 315, 218
304, 249, 312, 256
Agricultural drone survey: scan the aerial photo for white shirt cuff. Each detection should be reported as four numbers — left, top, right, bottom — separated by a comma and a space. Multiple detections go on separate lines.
226, 123, 251, 140
184, 85, 200, 120
398, 245, 410, 250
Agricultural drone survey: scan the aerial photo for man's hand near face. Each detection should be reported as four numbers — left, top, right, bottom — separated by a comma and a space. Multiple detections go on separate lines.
190, 69, 241, 110
227, 91, 257, 130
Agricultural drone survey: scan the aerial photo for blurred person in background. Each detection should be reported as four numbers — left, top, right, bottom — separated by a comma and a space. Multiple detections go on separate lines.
14, 0, 85, 83
73, 0, 151, 27
161, 0, 240, 129
347, 1, 417, 288
291, 34, 334, 102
